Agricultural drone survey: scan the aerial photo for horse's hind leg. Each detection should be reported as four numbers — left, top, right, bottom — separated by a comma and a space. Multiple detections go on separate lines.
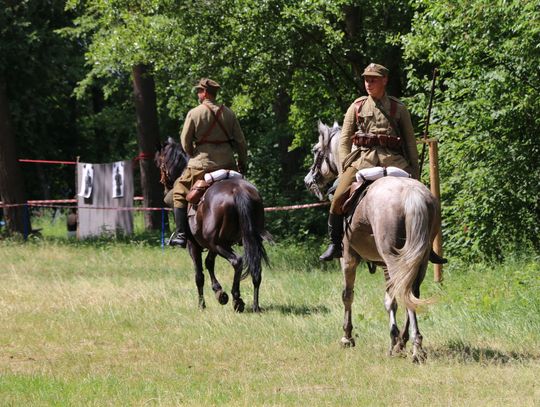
408, 271, 427, 363
188, 242, 206, 309
251, 267, 261, 313
383, 266, 407, 356
340, 247, 360, 347
205, 251, 229, 305
215, 246, 245, 313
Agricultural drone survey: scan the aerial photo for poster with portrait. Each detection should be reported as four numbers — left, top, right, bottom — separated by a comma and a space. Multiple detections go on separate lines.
78, 164, 94, 198
112, 161, 125, 198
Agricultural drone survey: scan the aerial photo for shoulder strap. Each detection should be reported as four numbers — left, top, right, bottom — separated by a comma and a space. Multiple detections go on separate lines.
375, 99, 401, 137
354, 98, 368, 128
390, 98, 397, 118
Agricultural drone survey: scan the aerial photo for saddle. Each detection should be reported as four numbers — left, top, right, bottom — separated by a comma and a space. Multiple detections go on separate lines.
186, 169, 243, 206
340, 181, 370, 216
339, 166, 411, 215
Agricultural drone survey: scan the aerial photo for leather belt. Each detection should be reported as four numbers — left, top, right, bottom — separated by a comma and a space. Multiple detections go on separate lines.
352, 132, 402, 150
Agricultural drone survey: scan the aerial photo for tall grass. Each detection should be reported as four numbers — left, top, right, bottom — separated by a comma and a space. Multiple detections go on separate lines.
0, 235, 538, 405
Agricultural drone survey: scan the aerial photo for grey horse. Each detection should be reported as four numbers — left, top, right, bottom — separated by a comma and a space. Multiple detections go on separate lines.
305, 122, 440, 362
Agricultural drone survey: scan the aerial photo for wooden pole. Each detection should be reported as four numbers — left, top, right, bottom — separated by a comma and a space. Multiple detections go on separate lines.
428, 140, 443, 282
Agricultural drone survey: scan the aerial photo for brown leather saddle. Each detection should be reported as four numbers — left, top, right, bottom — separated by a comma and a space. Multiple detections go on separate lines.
334, 181, 371, 216
186, 179, 209, 205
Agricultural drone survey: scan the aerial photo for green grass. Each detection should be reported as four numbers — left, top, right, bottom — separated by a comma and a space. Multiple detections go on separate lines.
0, 236, 539, 406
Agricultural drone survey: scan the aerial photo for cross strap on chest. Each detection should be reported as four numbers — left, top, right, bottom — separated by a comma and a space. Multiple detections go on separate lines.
195, 104, 234, 146
354, 97, 398, 129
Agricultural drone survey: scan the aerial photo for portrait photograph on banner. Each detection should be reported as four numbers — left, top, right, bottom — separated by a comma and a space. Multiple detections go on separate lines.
78, 164, 94, 198
112, 161, 125, 198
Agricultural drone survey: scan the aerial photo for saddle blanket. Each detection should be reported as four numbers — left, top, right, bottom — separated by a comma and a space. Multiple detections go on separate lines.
355, 166, 410, 183
204, 169, 243, 185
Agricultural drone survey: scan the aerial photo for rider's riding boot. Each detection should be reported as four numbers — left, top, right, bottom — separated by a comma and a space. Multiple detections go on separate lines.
168, 207, 188, 248
429, 249, 448, 264
319, 214, 344, 261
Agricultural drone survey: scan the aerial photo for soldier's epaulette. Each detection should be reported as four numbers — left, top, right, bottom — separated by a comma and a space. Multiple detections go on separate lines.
354, 96, 368, 103
388, 96, 404, 105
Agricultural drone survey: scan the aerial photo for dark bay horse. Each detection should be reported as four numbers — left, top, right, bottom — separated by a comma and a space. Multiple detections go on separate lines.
305, 122, 440, 362
156, 138, 270, 312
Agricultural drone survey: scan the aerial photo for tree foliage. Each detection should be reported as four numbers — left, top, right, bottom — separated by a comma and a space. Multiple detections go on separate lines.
402, 0, 540, 259
2, 0, 538, 259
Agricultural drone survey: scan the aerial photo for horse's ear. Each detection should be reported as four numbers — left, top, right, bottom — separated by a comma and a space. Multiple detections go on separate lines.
318, 121, 328, 138
167, 136, 176, 145
333, 121, 339, 129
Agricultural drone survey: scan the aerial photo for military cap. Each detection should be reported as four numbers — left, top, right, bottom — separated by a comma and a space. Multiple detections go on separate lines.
361, 63, 389, 77
194, 78, 221, 92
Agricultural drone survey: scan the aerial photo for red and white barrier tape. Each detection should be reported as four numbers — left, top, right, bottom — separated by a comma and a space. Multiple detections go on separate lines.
1, 200, 329, 212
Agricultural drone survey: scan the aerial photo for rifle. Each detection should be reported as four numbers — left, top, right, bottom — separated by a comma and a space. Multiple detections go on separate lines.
419, 68, 439, 176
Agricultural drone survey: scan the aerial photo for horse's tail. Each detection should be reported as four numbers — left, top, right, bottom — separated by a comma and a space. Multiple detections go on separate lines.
387, 188, 434, 311
234, 189, 270, 281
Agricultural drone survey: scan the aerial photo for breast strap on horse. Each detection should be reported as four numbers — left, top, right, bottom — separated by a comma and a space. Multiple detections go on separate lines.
195, 104, 234, 146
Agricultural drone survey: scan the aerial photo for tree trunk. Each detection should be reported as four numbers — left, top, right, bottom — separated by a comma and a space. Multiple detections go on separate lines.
132, 64, 163, 230
273, 90, 303, 194
343, 5, 363, 81
0, 77, 31, 235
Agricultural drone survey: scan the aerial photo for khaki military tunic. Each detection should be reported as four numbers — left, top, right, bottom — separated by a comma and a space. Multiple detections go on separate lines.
171, 99, 247, 208
330, 93, 419, 214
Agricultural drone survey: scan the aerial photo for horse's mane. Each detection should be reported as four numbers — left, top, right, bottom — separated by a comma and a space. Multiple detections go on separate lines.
155, 137, 189, 189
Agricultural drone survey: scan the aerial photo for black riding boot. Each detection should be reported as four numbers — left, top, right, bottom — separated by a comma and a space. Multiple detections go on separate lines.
319, 214, 344, 261
168, 207, 188, 248
429, 249, 448, 264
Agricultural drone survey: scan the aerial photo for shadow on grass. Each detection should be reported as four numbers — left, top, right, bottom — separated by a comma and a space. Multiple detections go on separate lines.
430, 339, 539, 364
260, 303, 330, 316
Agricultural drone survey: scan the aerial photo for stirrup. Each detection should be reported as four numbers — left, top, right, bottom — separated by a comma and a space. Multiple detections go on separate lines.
168, 232, 187, 248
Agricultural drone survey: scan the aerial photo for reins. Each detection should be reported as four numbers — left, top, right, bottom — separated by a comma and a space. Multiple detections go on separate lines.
310, 128, 339, 181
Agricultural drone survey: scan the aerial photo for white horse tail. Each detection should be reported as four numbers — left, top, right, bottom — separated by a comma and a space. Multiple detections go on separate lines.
387, 187, 433, 311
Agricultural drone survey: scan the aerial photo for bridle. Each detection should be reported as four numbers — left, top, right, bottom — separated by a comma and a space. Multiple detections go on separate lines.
309, 129, 339, 183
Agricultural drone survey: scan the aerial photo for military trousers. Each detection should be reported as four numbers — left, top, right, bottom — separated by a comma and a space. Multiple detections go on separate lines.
171, 167, 206, 209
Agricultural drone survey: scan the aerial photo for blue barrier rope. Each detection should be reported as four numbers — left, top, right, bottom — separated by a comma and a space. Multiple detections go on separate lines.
161, 207, 165, 249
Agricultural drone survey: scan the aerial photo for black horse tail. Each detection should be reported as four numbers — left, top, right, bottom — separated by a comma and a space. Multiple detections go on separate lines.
234, 189, 270, 281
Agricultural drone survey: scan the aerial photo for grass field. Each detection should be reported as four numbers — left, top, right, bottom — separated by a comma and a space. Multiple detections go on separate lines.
1, 231, 539, 405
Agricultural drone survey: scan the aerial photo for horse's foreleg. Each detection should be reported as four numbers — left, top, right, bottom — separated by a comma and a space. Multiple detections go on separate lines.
215, 246, 245, 313
340, 249, 360, 347
188, 242, 206, 309
205, 251, 228, 305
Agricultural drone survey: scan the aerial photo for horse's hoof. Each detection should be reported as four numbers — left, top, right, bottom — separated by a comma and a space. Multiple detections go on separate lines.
198, 301, 206, 310
216, 291, 229, 305
412, 349, 427, 364
391, 341, 406, 356
234, 299, 245, 313
252, 305, 261, 313
340, 337, 355, 348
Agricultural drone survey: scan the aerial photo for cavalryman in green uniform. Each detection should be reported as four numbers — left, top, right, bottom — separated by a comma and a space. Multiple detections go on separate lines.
169, 78, 248, 247
319, 63, 446, 264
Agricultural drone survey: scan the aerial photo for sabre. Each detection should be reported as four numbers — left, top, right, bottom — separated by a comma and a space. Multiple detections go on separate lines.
419, 68, 438, 176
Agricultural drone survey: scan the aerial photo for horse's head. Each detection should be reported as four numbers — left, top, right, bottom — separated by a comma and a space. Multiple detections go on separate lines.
155, 137, 189, 190
304, 121, 341, 201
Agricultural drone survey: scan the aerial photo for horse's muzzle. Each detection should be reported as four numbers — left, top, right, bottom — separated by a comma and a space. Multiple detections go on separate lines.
304, 172, 325, 201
